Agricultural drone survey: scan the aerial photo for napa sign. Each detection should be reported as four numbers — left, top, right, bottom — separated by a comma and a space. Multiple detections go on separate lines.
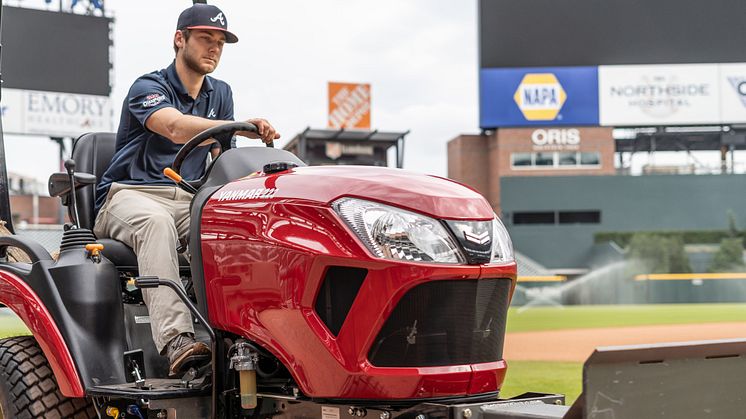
480, 66, 599, 128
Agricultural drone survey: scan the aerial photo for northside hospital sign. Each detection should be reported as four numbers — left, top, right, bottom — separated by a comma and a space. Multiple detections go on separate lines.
479, 63, 746, 128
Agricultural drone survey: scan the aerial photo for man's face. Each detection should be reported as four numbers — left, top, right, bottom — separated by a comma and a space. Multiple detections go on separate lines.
179, 30, 226, 75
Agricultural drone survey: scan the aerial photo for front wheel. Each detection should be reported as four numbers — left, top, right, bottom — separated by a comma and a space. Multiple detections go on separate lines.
0, 336, 95, 419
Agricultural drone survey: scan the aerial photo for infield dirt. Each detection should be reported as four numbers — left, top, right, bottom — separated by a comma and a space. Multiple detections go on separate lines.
504, 321, 746, 362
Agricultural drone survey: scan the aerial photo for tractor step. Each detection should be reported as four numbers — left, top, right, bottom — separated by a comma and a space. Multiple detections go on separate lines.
87, 377, 210, 400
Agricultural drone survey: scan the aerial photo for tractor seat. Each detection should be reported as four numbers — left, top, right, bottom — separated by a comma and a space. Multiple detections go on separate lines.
71, 132, 189, 272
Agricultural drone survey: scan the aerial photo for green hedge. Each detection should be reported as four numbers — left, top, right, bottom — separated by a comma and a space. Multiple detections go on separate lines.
594, 230, 739, 248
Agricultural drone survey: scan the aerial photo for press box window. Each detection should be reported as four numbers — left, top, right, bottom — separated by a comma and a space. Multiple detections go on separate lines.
512, 212, 556, 225
558, 211, 600, 224
512, 210, 601, 225
510, 152, 601, 169
511, 153, 532, 167
535, 153, 554, 166
580, 152, 600, 165
558, 152, 577, 166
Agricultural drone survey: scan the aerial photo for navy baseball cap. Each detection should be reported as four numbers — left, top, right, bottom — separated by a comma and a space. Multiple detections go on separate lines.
177, 4, 238, 44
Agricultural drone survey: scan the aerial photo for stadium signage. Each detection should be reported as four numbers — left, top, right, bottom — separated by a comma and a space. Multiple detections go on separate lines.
598, 64, 720, 126
513, 73, 566, 121
481, 63, 746, 128
719, 63, 746, 123
531, 128, 580, 151
480, 66, 600, 128
27, 91, 108, 117
325, 142, 374, 160
2, 88, 112, 137
328, 82, 371, 129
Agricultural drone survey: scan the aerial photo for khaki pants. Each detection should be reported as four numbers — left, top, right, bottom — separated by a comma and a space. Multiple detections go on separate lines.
94, 183, 194, 353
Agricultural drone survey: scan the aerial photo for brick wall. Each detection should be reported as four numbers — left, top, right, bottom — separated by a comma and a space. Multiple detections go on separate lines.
9, 195, 62, 224
448, 127, 616, 214
447, 135, 489, 196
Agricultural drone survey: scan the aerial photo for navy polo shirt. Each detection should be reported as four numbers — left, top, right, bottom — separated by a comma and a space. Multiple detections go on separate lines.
95, 61, 234, 214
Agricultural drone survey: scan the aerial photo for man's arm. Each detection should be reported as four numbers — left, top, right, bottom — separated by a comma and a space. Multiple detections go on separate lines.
145, 107, 228, 144
146, 108, 282, 145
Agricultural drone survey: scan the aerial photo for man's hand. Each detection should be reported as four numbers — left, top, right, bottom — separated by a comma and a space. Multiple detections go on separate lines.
240, 118, 281, 144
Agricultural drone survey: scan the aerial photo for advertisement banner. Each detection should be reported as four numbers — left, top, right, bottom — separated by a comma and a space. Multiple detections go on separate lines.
328, 82, 371, 129
719, 63, 746, 124
1, 89, 24, 135
480, 67, 599, 128
1, 88, 112, 137
599, 64, 720, 126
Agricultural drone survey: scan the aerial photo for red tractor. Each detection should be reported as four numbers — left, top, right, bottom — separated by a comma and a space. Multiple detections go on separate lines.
0, 119, 548, 418
0, 99, 581, 419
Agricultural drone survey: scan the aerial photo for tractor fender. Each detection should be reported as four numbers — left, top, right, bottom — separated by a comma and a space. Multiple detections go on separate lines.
0, 270, 84, 398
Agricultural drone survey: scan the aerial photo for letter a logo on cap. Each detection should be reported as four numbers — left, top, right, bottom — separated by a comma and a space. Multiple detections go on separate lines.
210, 12, 225, 26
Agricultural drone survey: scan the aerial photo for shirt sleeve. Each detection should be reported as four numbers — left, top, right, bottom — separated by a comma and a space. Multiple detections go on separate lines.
127, 76, 175, 129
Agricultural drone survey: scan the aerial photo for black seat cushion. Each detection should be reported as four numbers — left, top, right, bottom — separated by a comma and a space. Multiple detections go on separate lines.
99, 239, 189, 272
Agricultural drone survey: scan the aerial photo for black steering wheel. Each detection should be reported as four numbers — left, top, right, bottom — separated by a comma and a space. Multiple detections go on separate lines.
171, 121, 274, 176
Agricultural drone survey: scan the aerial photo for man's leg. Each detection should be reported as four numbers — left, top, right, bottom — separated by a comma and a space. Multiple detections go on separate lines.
94, 186, 207, 374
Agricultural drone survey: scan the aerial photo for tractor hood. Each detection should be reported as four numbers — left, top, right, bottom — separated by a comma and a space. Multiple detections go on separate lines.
210, 165, 495, 220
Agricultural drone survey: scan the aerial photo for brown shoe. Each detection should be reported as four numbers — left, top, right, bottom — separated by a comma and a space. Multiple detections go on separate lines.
166, 333, 211, 377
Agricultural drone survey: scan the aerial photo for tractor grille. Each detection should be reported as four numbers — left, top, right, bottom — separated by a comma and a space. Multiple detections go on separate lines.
368, 278, 511, 367
315, 266, 367, 336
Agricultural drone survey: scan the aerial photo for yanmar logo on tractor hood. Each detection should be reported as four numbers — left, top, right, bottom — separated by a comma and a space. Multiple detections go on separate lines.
215, 188, 277, 201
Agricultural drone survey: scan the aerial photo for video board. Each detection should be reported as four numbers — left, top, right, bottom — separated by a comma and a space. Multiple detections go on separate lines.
1, 6, 113, 136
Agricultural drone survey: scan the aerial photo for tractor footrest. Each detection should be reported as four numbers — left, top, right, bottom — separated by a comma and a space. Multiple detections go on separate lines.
87, 377, 210, 400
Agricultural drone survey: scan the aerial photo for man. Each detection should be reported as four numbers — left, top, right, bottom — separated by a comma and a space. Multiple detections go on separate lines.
94, 3, 280, 377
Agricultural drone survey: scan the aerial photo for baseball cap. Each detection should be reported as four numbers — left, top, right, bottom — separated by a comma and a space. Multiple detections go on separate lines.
177, 4, 238, 44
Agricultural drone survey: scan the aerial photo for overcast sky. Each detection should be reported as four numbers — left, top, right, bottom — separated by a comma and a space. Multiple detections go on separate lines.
3, 0, 480, 183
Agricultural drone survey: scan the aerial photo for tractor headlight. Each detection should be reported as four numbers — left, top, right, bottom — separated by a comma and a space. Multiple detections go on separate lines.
491, 215, 514, 263
333, 198, 466, 264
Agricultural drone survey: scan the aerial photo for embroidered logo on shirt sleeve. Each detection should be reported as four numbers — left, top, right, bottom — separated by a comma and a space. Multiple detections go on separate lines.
142, 93, 166, 108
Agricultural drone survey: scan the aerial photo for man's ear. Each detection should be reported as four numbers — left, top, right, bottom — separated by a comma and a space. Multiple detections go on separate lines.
174, 30, 185, 51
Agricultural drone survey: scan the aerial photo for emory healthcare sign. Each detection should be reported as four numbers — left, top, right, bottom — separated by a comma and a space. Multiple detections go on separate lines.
2, 88, 112, 137
328, 82, 371, 129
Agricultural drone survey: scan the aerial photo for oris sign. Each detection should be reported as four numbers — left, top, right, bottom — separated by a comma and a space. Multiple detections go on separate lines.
2, 88, 112, 137
531, 128, 580, 151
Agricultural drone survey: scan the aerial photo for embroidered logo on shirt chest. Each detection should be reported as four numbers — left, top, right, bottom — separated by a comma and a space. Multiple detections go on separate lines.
208, 108, 217, 118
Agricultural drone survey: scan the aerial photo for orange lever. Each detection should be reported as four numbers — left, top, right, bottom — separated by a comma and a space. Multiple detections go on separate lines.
85, 243, 104, 257
164, 167, 182, 183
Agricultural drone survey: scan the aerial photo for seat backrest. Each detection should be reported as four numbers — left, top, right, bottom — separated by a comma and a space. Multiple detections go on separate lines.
71, 133, 117, 230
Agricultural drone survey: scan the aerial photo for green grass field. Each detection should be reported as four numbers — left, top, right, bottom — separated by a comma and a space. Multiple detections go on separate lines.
0, 313, 29, 338
506, 303, 746, 333
501, 303, 746, 405
500, 361, 582, 403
